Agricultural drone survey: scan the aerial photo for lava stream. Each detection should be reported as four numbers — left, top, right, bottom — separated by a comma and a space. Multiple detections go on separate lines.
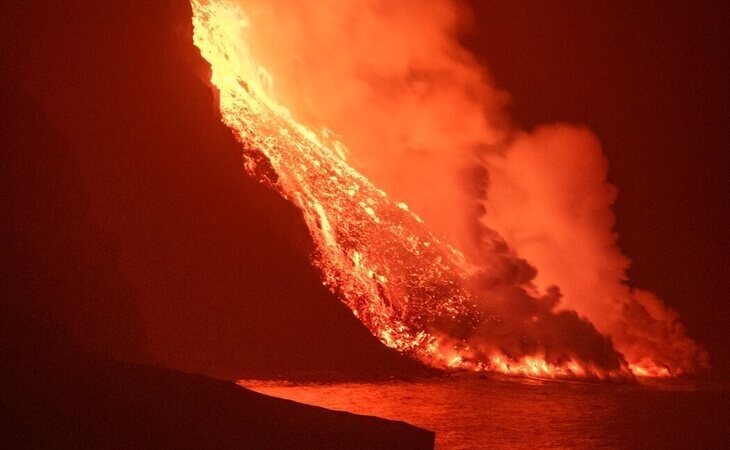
190, 0, 689, 380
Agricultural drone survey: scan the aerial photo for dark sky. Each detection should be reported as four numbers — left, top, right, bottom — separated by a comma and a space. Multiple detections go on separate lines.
466, 0, 729, 370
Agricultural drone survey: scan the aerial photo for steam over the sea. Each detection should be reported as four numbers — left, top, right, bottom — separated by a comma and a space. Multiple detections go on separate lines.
221, 0, 707, 375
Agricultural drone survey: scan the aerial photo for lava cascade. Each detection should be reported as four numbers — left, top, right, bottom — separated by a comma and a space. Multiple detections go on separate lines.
190, 0, 705, 379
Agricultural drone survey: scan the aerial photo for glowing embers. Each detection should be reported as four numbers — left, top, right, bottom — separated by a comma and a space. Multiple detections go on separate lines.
192, 0, 480, 366
190, 0, 680, 380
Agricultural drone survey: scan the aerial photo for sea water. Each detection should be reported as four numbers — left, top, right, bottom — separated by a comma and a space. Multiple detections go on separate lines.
242, 376, 728, 450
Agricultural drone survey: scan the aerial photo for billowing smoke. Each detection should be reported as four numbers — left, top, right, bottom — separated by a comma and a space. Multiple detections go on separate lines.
215, 0, 706, 375
482, 126, 708, 374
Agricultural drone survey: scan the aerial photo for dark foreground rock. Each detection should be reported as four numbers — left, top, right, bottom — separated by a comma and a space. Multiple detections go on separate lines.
3, 349, 434, 450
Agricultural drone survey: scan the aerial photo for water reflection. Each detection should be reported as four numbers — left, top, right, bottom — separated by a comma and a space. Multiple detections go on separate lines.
241, 376, 728, 450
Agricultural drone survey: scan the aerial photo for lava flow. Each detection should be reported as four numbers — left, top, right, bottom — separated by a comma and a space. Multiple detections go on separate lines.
191, 0, 484, 371
190, 0, 706, 380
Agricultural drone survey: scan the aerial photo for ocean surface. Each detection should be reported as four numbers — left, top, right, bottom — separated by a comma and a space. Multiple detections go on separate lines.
242, 376, 729, 450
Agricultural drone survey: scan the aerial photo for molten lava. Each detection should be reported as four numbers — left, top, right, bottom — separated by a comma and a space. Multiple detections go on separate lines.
191, 0, 482, 370
190, 0, 705, 380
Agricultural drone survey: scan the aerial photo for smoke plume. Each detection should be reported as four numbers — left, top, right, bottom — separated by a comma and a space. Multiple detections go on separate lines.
213, 0, 707, 375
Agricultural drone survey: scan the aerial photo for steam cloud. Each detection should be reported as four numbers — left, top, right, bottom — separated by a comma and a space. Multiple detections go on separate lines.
223, 0, 707, 375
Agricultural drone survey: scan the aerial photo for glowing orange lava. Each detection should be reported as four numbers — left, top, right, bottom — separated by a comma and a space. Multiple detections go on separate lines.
190, 0, 699, 380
